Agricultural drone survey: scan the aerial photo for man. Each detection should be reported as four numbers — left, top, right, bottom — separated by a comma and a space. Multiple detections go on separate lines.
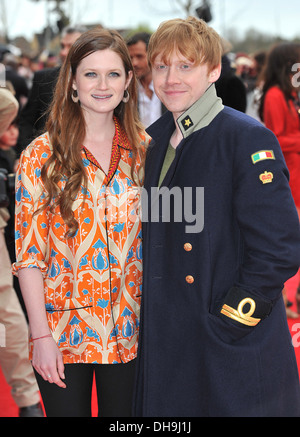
215, 53, 247, 113
3, 53, 29, 107
0, 89, 43, 417
17, 25, 87, 154
127, 32, 165, 127
133, 17, 300, 417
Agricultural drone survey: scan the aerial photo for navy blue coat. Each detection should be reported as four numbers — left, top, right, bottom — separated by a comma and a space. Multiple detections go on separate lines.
133, 104, 300, 417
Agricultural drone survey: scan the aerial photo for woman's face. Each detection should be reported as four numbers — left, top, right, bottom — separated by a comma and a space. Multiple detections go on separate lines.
72, 49, 132, 119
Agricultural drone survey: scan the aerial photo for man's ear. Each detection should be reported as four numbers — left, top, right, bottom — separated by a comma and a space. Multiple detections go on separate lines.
209, 64, 222, 83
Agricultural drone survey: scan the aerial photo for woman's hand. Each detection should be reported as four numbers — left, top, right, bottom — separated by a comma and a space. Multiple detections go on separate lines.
32, 337, 66, 389
17, 269, 66, 389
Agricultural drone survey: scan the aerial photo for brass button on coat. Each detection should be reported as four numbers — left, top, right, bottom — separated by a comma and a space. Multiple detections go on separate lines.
184, 243, 193, 252
186, 275, 195, 284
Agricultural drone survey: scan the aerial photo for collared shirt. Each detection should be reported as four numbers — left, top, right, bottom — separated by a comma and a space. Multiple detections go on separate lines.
158, 84, 224, 186
13, 117, 149, 364
176, 84, 224, 138
138, 81, 162, 128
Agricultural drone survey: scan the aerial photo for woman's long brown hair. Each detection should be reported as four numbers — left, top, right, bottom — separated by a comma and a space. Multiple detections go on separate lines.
39, 27, 144, 237
259, 42, 300, 121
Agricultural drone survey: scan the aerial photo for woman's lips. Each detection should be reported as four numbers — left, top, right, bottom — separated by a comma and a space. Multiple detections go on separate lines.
92, 94, 113, 100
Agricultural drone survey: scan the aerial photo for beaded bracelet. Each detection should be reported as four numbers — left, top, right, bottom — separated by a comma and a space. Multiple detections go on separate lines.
31, 334, 52, 341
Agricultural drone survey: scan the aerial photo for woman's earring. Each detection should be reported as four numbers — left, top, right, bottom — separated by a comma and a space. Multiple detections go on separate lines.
72, 89, 79, 104
122, 89, 130, 103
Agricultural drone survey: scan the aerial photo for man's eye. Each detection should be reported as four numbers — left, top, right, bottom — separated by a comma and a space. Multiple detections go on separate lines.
155, 64, 167, 70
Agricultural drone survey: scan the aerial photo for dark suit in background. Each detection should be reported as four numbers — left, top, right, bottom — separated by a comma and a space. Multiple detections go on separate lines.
16, 66, 60, 155
5, 67, 29, 106
215, 55, 247, 113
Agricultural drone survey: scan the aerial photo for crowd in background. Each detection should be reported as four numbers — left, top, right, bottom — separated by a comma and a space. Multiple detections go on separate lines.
0, 21, 300, 416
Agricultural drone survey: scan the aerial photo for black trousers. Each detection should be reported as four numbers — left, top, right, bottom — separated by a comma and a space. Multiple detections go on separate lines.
34, 360, 136, 417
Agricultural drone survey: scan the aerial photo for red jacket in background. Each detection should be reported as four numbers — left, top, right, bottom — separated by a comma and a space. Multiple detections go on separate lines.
263, 85, 300, 208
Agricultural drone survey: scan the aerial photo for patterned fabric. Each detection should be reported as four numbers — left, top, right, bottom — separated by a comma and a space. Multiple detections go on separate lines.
13, 117, 149, 364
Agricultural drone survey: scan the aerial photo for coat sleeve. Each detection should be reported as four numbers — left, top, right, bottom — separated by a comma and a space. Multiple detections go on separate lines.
232, 121, 300, 302
213, 119, 300, 337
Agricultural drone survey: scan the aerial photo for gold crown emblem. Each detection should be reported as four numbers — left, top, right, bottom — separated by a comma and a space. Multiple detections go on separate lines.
259, 171, 273, 184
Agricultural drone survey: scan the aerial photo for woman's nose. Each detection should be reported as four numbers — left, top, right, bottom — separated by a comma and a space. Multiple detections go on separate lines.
96, 75, 108, 89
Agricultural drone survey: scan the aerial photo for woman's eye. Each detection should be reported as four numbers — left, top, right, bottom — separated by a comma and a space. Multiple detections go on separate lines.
109, 72, 120, 77
85, 72, 97, 77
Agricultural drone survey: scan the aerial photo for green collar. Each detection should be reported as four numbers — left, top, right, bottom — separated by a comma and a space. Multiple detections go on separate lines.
176, 84, 224, 139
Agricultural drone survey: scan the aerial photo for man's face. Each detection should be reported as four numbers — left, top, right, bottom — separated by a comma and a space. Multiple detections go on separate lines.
60, 32, 82, 62
128, 41, 150, 80
152, 50, 221, 119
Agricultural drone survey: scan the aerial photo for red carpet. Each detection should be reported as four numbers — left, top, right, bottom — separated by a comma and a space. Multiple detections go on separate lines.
0, 366, 98, 417
1, 270, 300, 417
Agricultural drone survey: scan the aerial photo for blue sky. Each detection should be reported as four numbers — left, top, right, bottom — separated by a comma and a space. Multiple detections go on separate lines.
4, 0, 300, 41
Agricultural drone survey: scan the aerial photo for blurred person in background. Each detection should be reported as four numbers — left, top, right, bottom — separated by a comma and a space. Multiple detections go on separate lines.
127, 32, 165, 127
246, 51, 267, 121
259, 42, 300, 317
215, 39, 247, 113
0, 88, 43, 417
16, 25, 87, 155
18, 54, 37, 89
3, 53, 29, 108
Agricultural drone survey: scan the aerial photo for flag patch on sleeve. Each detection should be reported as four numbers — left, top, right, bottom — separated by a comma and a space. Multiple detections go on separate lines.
251, 150, 275, 164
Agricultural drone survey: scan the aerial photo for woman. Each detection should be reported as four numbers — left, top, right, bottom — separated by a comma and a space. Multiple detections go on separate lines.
259, 43, 300, 317
13, 27, 149, 417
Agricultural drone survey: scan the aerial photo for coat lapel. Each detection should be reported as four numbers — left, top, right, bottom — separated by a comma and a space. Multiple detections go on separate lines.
145, 112, 175, 190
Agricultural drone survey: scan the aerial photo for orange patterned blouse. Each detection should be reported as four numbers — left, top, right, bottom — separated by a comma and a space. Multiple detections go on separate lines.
13, 117, 149, 365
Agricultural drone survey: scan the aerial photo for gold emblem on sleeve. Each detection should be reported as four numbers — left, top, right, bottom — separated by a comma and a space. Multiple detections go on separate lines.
221, 298, 261, 327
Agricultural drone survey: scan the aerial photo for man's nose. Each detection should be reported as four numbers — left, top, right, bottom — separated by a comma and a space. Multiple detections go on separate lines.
166, 66, 180, 84
131, 57, 139, 69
